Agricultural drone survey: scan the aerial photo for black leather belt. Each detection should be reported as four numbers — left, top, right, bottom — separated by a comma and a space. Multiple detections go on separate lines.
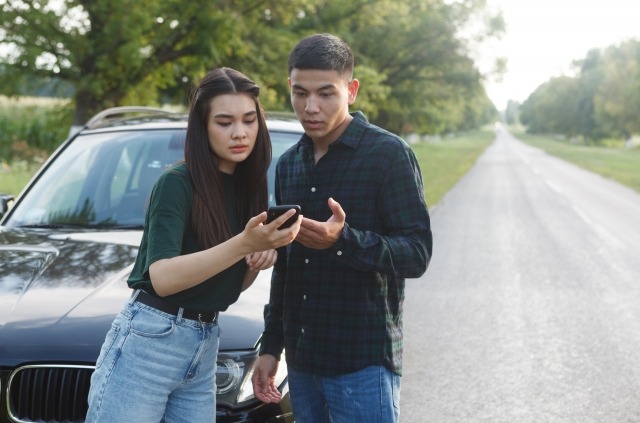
135, 290, 218, 324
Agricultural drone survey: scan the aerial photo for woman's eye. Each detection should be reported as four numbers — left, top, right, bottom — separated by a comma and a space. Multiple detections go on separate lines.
217, 122, 231, 127
244, 119, 257, 125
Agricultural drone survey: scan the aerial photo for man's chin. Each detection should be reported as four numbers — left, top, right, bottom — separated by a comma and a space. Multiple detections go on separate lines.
303, 127, 326, 138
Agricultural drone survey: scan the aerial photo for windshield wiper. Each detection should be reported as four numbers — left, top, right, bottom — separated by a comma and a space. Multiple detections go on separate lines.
95, 224, 145, 230
18, 223, 87, 229
18, 222, 144, 230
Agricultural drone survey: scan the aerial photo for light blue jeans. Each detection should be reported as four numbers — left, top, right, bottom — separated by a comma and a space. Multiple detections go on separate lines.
86, 291, 220, 423
288, 365, 401, 423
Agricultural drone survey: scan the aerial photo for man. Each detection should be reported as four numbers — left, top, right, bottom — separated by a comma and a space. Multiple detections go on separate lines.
252, 33, 433, 422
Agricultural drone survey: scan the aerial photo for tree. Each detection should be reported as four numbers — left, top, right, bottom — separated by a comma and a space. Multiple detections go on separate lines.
504, 100, 519, 125
294, 0, 503, 134
1, 0, 502, 135
520, 76, 581, 137
593, 40, 640, 139
0, 0, 308, 125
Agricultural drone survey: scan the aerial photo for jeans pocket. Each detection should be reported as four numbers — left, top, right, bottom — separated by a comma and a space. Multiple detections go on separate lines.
130, 306, 175, 338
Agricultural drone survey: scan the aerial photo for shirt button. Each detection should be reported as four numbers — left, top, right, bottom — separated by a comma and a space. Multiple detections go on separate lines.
305, 259, 309, 264
336, 251, 343, 256
303, 294, 307, 300
301, 328, 305, 334
311, 187, 316, 192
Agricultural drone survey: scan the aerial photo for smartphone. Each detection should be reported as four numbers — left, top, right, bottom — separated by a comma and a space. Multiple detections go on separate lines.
266, 205, 301, 229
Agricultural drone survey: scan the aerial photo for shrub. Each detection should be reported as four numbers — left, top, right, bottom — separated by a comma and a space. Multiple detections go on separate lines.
0, 96, 73, 162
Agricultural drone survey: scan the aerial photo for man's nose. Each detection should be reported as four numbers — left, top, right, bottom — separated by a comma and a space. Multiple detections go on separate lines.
305, 96, 320, 113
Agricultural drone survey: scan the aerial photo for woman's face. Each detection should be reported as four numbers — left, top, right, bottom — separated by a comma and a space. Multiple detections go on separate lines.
206, 93, 259, 174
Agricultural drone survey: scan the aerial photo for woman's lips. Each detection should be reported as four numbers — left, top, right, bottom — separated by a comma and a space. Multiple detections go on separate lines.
230, 145, 249, 154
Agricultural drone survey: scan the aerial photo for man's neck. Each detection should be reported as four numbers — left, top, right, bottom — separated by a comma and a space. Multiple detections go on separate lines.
312, 114, 353, 163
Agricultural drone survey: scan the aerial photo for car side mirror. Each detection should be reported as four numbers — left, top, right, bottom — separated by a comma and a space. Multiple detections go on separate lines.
0, 194, 15, 219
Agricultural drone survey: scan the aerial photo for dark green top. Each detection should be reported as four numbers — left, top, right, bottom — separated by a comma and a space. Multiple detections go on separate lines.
128, 162, 246, 312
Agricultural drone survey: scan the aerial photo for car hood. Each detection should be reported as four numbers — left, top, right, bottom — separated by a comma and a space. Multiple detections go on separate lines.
0, 228, 271, 367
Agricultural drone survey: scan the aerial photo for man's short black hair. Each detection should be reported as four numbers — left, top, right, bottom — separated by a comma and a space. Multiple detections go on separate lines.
288, 33, 354, 77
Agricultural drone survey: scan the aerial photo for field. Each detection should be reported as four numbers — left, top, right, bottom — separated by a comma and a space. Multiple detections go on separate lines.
0, 162, 40, 198
513, 131, 640, 193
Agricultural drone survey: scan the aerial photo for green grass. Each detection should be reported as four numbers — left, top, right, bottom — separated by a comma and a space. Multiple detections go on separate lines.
411, 130, 495, 207
0, 162, 41, 198
513, 132, 640, 193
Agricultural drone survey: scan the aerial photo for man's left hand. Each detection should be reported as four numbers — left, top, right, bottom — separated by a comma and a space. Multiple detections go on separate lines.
296, 197, 345, 249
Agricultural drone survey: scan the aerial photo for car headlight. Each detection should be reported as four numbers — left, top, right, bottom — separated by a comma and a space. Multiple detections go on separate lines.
216, 347, 288, 408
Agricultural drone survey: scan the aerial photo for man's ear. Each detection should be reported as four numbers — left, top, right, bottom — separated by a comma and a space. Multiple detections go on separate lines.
348, 79, 359, 105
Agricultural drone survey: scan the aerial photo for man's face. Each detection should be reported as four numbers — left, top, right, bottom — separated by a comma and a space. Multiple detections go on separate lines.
289, 68, 359, 145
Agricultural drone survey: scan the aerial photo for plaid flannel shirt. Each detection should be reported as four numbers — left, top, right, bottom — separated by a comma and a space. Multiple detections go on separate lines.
260, 112, 432, 376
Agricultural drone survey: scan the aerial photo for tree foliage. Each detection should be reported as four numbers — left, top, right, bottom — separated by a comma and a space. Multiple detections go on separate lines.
1, 0, 502, 134
519, 39, 640, 143
593, 42, 640, 139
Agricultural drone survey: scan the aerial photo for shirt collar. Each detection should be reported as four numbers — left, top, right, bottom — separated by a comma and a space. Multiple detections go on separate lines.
296, 111, 368, 152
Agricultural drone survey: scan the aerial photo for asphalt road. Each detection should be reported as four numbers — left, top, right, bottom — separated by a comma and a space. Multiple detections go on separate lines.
401, 128, 640, 422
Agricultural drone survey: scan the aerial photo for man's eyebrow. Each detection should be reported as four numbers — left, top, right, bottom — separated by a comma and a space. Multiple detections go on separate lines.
291, 83, 336, 91
213, 110, 257, 118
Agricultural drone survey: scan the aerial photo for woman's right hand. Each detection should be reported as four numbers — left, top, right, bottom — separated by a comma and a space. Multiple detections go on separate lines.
150, 209, 301, 297
241, 209, 302, 253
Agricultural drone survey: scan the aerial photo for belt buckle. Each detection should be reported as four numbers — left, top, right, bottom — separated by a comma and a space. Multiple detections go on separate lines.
198, 313, 206, 323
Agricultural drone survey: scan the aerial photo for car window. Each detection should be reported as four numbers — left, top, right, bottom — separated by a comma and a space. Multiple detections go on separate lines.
5, 126, 301, 228
267, 130, 301, 205
6, 130, 184, 229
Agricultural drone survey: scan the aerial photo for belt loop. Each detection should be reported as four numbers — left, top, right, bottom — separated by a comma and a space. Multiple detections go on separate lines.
129, 289, 142, 305
177, 307, 185, 322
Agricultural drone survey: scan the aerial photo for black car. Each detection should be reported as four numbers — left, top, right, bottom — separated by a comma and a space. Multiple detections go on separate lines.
0, 107, 303, 423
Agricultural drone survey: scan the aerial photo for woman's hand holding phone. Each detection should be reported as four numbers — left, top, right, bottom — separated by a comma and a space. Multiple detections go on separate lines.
239, 206, 302, 255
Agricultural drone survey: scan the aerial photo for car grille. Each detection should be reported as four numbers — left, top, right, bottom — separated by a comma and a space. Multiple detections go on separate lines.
7, 364, 94, 423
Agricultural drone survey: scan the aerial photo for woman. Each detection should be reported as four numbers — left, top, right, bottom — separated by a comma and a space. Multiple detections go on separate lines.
86, 67, 301, 422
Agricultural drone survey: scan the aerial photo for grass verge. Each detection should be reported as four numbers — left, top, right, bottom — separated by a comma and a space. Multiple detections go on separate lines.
513, 132, 640, 193
0, 162, 40, 198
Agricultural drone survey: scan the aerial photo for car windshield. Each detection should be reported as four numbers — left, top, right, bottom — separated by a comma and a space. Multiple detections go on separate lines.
7, 129, 186, 229
5, 127, 301, 229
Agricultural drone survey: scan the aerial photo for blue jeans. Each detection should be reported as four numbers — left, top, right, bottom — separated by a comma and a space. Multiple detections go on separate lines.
288, 365, 401, 423
86, 291, 220, 423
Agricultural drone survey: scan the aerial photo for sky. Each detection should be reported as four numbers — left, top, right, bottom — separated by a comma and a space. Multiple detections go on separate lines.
479, 0, 640, 110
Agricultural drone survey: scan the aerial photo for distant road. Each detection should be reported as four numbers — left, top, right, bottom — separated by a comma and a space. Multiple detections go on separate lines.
401, 128, 640, 422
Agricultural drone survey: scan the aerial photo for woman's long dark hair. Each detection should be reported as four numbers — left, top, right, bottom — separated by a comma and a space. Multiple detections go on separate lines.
184, 67, 271, 249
